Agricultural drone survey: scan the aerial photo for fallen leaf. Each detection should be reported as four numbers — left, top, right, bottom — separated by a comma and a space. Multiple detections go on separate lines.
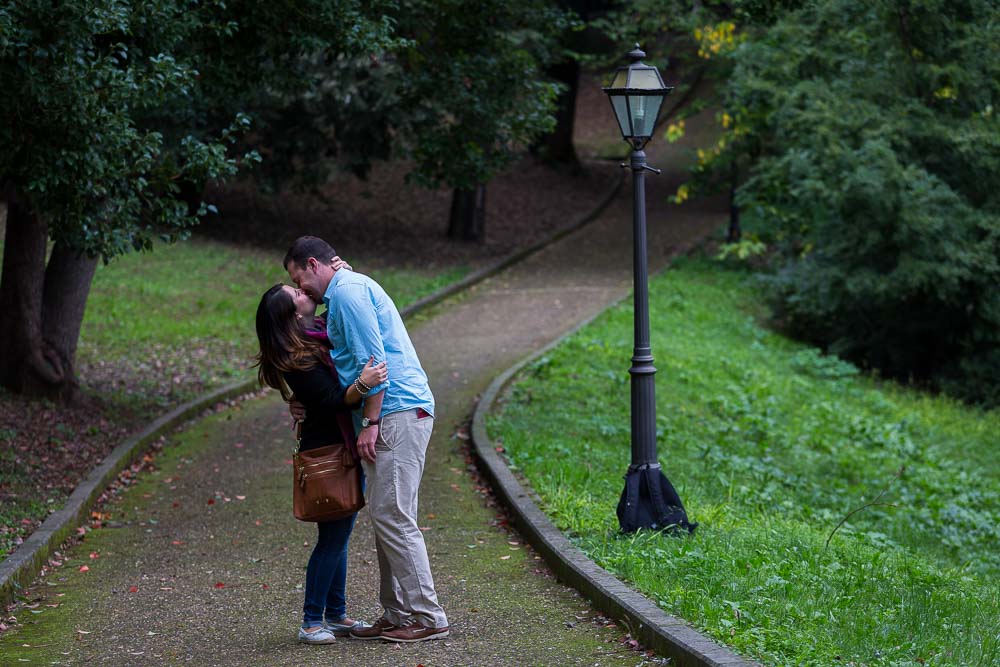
128, 586, 138, 593
235, 495, 246, 501
234, 442, 245, 449
214, 582, 225, 589
206, 498, 215, 505
171, 540, 184, 546
78, 565, 89, 573
499, 555, 511, 560
89, 552, 99, 559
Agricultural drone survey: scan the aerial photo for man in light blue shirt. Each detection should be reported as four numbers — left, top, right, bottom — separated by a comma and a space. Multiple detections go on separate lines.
322, 268, 434, 430
285, 236, 449, 642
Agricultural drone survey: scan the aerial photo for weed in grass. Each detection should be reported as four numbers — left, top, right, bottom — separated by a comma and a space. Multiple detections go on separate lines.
490, 257, 1000, 666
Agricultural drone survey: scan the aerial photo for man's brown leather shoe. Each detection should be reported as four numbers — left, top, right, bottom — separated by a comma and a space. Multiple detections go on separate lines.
350, 617, 397, 640
381, 621, 450, 643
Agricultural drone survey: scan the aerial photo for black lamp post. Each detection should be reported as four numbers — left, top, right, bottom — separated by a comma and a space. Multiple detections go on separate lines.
604, 45, 696, 534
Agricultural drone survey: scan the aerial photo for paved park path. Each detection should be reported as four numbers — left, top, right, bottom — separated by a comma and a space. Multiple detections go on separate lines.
2, 110, 726, 666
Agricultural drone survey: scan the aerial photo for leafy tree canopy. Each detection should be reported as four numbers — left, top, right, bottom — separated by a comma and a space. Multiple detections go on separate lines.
248, 0, 570, 193
692, 0, 1000, 404
0, 0, 399, 262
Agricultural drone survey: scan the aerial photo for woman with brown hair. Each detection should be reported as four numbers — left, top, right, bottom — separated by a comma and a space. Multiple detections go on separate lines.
255, 282, 386, 644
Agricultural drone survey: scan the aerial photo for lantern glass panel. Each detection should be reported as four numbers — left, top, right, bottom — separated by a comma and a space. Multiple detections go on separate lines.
611, 70, 629, 89
627, 68, 663, 90
610, 94, 631, 137
627, 94, 663, 137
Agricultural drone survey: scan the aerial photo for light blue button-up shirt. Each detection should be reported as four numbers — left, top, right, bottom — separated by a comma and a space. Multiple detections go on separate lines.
322, 269, 434, 423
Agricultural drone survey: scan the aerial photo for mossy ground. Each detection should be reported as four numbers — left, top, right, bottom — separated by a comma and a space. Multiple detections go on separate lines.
2, 393, 652, 666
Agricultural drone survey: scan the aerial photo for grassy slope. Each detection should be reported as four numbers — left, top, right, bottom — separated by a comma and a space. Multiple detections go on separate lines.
82, 238, 465, 362
489, 257, 1000, 666
77, 239, 465, 402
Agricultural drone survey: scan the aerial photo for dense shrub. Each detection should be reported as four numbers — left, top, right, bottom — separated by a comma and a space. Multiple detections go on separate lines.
719, 0, 1000, 405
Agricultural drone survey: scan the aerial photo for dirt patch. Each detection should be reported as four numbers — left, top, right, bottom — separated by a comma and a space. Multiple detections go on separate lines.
199, 155, 615, 272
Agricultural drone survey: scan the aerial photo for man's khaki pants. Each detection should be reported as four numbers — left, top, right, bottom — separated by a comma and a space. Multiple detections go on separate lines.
362, 408, 448, 629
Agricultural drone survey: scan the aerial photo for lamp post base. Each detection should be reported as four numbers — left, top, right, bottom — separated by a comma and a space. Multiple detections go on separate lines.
617, 463, 697, 534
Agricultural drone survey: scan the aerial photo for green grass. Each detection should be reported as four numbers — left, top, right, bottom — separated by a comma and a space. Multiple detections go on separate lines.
77, 239, 467, 402
488, 257, 1000, 666
83, 238, 466, 358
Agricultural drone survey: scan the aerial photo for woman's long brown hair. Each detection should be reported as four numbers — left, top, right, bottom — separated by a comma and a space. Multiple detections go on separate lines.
254, 284, 329, 401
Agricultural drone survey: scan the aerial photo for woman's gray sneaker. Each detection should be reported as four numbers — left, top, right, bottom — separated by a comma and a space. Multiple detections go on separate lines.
298, 626, 337, 644
327, 619, 373, 637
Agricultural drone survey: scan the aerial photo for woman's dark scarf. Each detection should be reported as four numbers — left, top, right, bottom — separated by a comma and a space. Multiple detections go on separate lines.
304, 314, 358, 455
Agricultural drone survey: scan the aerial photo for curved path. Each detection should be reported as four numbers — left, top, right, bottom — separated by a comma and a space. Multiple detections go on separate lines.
1, 110, 726, 666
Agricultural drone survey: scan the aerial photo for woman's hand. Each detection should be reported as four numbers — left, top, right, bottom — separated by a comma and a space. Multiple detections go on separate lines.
360, 355, 388, 388
288, 398, 306, 423
331, 255, 353, 272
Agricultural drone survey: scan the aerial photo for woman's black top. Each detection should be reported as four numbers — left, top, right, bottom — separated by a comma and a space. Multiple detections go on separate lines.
283, 362, 351, 452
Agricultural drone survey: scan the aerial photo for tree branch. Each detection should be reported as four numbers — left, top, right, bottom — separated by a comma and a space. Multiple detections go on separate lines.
825, 466, 905, 549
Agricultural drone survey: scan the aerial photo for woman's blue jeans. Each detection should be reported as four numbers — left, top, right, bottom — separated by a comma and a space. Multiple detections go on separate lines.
302, 512, 356, 627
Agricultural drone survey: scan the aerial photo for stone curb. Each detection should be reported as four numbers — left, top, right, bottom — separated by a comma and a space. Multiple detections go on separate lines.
469, 242, 762, 667
0, 161, 625, 610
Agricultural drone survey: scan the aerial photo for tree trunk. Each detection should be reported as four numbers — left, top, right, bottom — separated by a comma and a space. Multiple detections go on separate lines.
727, 163, 741, 243
447, 185, 486, 241
40, 242, 99, 402
0, 191, 67, 397
533, 58, 580, 167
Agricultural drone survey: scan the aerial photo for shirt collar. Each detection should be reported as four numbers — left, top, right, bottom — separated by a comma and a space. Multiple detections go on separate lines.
322, 269, 349, 307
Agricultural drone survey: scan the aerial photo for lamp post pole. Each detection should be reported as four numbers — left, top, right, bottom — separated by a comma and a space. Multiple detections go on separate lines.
628, 146, 659, 471
604, 45, 696, 534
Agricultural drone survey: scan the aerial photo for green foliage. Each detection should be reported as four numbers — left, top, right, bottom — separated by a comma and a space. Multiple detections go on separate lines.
0, 1, 403, 260
0, 1, 246, 259
697, 0, 1000, 405
393, 0, 568, 190
489, 257, 1000, 665
250, 0, 570, 192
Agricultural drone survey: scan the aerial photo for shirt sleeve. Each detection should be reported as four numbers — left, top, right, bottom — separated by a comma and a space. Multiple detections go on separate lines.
284, 365, 350, 412
333, 282, 390, 395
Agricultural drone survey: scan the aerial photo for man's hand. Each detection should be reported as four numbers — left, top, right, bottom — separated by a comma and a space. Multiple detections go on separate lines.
289, 399, 306, 423
356, 425, 378, 463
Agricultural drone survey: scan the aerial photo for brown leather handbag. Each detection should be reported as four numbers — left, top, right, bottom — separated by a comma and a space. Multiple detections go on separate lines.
292, 425, 364, 522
